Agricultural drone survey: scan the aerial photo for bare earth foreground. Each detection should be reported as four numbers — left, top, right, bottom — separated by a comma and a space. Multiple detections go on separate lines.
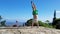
0, 26, 60, 34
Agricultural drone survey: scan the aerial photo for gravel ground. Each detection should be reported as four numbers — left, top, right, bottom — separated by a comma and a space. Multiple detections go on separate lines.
0, 26, 60, 34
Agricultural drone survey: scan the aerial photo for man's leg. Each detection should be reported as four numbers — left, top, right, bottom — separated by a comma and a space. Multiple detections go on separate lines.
37, 22, 39, 28
35, 20, 39, 28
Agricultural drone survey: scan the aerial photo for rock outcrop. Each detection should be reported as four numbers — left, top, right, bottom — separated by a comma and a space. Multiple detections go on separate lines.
0, 26, 60, 34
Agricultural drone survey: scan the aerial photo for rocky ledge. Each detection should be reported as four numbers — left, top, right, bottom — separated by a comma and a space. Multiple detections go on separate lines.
0, 26, 60, 34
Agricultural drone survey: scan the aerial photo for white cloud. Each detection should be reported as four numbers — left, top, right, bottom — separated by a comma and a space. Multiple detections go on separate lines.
56, 11, 60, 18
56, 11, 60, 13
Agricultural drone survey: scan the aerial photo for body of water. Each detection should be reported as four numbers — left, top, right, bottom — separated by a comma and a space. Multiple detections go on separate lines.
5, 21, 25, 26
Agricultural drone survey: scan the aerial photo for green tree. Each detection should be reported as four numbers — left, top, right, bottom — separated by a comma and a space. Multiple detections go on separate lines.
45, 20, 50, 23
0, 16, 6, 26
25, 19, 53, 28
45, 20, 52, 26
25, 19, 45, 26
53, 18, 60, 29
0, 16, 2, 21
25, 19, 40, 26
25, 19, 33, 26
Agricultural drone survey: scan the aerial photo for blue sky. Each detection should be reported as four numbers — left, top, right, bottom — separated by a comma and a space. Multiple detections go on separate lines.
0, 0, 60, 22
